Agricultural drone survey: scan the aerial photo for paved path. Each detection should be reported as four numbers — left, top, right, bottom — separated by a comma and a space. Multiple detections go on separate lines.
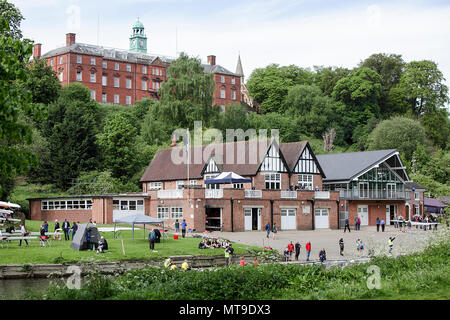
205, 225, 438, 262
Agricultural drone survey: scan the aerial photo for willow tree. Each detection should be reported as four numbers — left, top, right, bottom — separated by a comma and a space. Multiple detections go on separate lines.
156, 52, 218, 129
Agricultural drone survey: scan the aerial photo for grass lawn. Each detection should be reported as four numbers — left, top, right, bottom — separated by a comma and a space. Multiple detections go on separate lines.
0, 220, 257, 265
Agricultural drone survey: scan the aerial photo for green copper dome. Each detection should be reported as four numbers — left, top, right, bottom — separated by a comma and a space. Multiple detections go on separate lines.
133, 19, 144, 29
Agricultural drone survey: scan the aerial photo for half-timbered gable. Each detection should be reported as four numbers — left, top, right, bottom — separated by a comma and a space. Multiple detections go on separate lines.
259, 141, 288, 173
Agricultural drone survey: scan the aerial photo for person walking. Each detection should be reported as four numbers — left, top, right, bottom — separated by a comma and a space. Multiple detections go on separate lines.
148, 229, 156, 251
388, 237, 395, 254
295, 242, 301, 261
381, 219, 385, 232
272, 223, 278, 240
181, 219, 187, 238
305, 241, 311, 261
344, 218, 351, 233
18, 224, 29, 247
339, 238, 344, 256
354, 216, 359, 231
356, 238, 362, 258
62, 219, 70, 241
376, 217, 380, 232
265, 223, 271, 239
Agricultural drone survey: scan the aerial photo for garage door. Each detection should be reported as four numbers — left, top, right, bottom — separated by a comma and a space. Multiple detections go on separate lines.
281, 209, 296, 230
315, 208, 329, 229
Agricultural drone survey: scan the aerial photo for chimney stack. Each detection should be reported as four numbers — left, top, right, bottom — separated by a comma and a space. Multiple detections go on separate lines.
66, 33, 76, 46
207, 55, 216, 66
33, 43, 42, 59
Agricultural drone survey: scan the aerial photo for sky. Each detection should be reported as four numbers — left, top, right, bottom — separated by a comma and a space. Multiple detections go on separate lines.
10, 0, 450, 86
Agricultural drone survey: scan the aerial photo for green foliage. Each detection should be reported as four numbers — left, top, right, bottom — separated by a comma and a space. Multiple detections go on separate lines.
313, 66, 350, 97
247, 64, 313, 114
399, 60, 449, 116
420, 108, 450, 149
39, 83, 100, 189
368, 116, 427, 161
0, 2, 42, 199
22, 58, 60, 106
33, 230, 450, 300
97, 112, 139, 181
67, 170, 124, 195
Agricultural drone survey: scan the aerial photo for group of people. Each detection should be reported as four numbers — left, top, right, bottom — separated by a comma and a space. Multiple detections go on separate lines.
49, 219, 80, 241
173, 219, 188, 238
148, 227, 162, 251
198, 237, 230, 249
282, 241, 315, 262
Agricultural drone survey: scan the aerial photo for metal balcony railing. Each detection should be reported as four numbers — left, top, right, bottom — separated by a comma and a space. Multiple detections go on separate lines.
205, 189, 223, 199
339, 190, 411, 200
157, 189, 183, 199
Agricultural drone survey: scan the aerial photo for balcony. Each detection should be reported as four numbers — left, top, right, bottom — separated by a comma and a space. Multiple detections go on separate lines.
339, 190, 411, 200
157, 189, 183, 199
280, 190, 297, 199
205, 189, 223, 199
244, 189, 262, 198
314, 191, 330, 199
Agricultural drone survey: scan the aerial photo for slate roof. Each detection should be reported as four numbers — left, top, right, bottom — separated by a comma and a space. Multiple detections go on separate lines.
405, 181, 427, 190
424, 198, 446, 208
41, 43, 238, 76
316, 149, 402, 182
140, 140, 311, 182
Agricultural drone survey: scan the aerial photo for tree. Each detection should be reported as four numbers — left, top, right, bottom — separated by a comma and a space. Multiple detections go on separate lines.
368, 117, 427, 161
97, 112, 139, 181
22, 58, 61, 106
157, 52, 219, 128
359, 53, 405, 116
68, 170, 124, 195
246, 64, 313, 114
420, 108, 450, 149
398, 60, 449, 116
40, 83, 100, 189
0, 1, 41, 198
313, 66, 350, 97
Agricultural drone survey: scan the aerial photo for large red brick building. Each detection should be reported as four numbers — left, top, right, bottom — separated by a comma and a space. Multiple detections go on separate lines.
32, 20, 243, 108
28, 139, 425, 231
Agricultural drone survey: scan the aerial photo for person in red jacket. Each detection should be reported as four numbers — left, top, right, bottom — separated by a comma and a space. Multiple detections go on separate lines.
287, 241, 294, 260
305, 241, 311, 261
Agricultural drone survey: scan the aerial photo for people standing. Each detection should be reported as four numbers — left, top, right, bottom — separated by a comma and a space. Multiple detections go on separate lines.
62, 219, 71, 241
305, 241, 311, 261
339, 238, 344, 256
272, 223, 278, 240
239, 256, 246, 266
71, 222, 78, 240
295, 242, 301, 261
376, 217, 380, 232
225, 244, 234, 266
181, 219, 187, 238
381, 219, 385, 232
43, 221, 49, 233
287, 241, 294, 260
174, 219, 180, 233
54, 219, 60, 232
354, 216, 359, 231
40, 225, 47, 247
265, 223, 271, 239
344, 218, 351, 233
356, 238, 362, 257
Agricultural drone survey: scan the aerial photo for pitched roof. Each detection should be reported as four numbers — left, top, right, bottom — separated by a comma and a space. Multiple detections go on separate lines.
424, 198, 446, 208
140, 140, 312, 182
41, 43, 174, 64
202, 63, 239, 76
316, 149, 401, 182
405, 181, 427, 191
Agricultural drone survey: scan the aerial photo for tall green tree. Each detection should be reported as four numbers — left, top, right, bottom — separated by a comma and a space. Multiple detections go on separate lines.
97, 112, 139, 181
420, 108, 450, 149
368, 116, 427, 161
246, 64, 313, 114
156, 52, 219, 128
313, 66, 350, 97
398, 60, 449, 116
40, 83, 100, 189
332, 67, 383, 127
359, 53, 405, 116
0, 0, 41, 198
